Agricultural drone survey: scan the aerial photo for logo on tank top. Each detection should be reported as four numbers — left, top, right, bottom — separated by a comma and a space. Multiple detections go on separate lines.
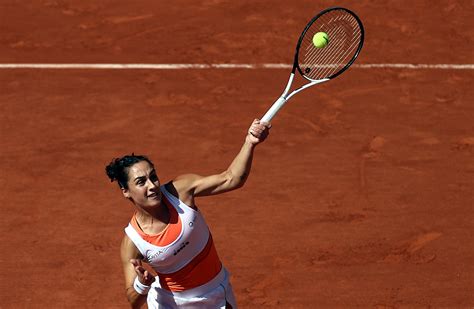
148, 248, 168, 260
173, 241, 190, 256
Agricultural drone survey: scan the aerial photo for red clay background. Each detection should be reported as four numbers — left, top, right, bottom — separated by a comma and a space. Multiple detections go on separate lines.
1, 1, 473, 308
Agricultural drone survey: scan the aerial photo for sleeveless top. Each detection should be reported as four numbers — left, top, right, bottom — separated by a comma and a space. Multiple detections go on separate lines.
124, 184, 222, 292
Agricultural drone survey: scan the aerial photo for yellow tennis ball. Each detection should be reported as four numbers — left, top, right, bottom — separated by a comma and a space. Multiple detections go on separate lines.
313, 32, 329, 48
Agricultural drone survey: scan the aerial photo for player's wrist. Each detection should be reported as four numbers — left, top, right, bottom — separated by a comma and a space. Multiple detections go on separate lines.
133, 276, 151, 295
244, 135, 258, 146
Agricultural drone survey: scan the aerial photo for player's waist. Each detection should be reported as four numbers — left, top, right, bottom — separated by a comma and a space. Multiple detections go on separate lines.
154, 265, 227, 298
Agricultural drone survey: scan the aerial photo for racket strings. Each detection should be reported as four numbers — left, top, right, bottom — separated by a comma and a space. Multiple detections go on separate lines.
304, 13, 359, 69
316, 15, 360, 77
307, 14, 359, 77
304, 21, 348, 72
298, 9, 362, 80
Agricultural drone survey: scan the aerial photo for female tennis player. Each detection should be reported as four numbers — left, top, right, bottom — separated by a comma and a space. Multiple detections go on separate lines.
105, 119, 271, 308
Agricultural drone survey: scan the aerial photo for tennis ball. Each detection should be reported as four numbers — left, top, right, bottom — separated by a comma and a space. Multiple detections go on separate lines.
313, 32, 329, 48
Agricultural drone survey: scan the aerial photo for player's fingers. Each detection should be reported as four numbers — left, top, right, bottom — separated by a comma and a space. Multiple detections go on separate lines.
260, 121, 272, 128
249, 126, 259, 134
132, 264, 146, 277
249, 128, 262, 137
130, 259, 142, 267
136, 265, 146, 273
252, 126, 264, 133
144, 270, 154, 281
136, 271, 146, 281
256, 122, 270, 130
132, 263, 145, 276
142, 271, 154, 285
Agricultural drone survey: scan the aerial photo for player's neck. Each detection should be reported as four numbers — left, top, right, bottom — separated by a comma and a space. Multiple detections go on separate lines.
136, 200, 168, 225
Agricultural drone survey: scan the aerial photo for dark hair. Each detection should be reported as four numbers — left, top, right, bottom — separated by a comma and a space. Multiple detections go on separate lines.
105, 154, 154, 189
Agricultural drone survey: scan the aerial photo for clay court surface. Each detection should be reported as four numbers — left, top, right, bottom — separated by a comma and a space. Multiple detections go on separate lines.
1, 1, 473, 308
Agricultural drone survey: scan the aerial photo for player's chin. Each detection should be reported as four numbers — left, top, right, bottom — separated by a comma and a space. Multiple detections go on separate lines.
145, 196, 162, 207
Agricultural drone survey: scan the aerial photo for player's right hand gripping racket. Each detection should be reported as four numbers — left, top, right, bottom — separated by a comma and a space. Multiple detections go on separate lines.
261, 7, 364, 122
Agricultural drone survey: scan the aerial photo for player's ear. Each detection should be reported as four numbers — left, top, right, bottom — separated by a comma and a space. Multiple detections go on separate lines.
122, 188, 131, 199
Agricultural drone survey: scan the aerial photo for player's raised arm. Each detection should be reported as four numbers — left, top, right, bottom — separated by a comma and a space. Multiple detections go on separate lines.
172, 119, 271, 201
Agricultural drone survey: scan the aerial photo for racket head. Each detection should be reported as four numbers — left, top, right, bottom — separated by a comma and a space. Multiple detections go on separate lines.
294, 7, 365, 81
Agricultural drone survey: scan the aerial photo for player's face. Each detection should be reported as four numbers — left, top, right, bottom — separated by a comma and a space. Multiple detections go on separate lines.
122, 161, 162, 208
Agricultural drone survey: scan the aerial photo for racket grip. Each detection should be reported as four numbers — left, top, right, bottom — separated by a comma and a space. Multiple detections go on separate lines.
261, 97, 287, 122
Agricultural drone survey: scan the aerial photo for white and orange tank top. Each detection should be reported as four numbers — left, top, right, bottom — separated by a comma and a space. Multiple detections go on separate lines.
124, 184, 222, 292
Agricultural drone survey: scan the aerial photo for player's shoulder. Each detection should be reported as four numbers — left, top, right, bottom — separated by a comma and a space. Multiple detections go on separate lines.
167, 174, 203, 205
173, 173, 203, 182
170, 174, 203, 192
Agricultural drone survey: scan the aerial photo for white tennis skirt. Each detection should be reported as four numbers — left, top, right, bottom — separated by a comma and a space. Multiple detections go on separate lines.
147, 267, 237, 308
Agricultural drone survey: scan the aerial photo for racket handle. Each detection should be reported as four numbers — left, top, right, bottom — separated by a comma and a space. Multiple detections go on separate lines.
261, 97, 287, 122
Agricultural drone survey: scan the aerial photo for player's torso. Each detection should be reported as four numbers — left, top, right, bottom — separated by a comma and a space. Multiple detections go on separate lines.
125, 185, 211, 274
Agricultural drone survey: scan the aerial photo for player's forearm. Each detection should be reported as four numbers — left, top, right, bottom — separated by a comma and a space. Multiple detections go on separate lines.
226, 139, 256, 189
126, 287, 147, 308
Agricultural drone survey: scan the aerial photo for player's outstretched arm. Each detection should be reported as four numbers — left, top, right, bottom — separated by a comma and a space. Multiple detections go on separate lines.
172, 119, 271, 202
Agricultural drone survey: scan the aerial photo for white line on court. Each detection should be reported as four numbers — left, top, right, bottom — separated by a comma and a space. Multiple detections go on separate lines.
0, 63, 472, 70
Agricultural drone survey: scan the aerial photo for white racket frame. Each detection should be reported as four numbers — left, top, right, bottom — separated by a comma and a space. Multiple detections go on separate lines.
261, 73, 329, 122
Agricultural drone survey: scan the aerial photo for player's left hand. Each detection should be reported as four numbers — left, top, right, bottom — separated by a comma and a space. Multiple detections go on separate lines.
130, 259, 155, 286
246, 119, 272, 145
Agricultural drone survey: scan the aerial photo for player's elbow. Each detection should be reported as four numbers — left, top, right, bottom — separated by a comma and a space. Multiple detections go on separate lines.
226, 170, 248, 190
235, 174, 249, 189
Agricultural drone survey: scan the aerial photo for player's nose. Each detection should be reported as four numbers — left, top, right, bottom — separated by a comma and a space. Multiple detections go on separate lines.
146, 178, 157, 188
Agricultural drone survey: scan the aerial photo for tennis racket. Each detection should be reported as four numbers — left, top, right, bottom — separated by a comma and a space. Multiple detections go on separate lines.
261, 7, 364, 122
